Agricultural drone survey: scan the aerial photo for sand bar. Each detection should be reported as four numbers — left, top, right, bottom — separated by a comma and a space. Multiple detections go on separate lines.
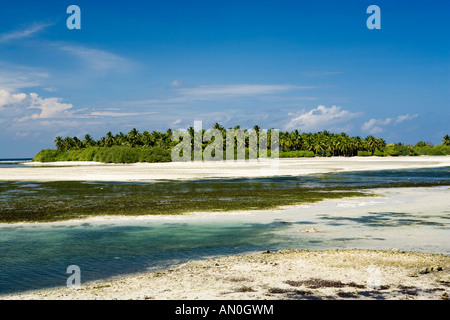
1, 156, 449, 182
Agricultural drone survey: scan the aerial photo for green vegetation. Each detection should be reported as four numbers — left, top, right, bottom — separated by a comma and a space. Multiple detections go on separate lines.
33, 146, 171, 163
33, 124, 450, 163
0, 180, 367, 223
94, 146, 171, 163
357, 151, 373, 157
2, 173, 448, 223
279, 150, 316, 158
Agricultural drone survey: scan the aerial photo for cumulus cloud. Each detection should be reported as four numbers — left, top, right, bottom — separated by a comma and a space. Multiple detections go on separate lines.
1, 88, 158, 124
361, 117, 393, 134
285, 105, 361, 131
362, 113, 419, 134
0, 89, 73, 121
25, 93, 73, 120
0, 89, 27, 109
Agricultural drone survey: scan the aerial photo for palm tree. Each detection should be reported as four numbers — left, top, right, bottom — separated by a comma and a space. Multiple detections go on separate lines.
375, 138, 386, 151
63, 137, 74, 150
365, 135, 377, 154
72, 136, 82, 149
127, 128, 141, 147
141, 131, 153, 147
83, 134, 95, 148
105, 132, 115, 147
443, 134, 450, 146
115, 132, 126, 146
54, 136, 64, 151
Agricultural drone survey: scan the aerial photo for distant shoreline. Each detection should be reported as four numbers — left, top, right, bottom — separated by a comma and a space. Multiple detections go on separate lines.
1, 156, 449, 182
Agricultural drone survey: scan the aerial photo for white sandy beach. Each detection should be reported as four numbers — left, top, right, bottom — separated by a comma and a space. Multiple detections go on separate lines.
1, 156, 449, 182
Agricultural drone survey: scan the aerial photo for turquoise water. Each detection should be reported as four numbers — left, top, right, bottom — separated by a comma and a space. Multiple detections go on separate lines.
0, 221, 299, 295
0, 167, 449, 295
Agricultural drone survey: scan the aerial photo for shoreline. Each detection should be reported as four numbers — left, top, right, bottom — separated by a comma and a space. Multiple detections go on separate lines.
0, 156, 449, 182
2, 248, 449, 300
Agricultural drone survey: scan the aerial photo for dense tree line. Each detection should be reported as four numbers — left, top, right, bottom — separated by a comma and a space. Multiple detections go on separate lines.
54, 128, 176, 151
33, 124, 450, 163
53, 124, 388, 156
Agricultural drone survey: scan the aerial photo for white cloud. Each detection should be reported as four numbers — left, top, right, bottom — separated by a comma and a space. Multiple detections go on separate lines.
0, 65, 49, 91
177, 84, 309, 99
361, 117, 392, 134
21, 93, 74, 121
43, 87, 57, 92
88, 111, 157, 117
58, 45, 133, 72
0, 89, 73, 121
120, 83, 314, 107
362, 113, 419, 134
396, 113, 419, 123
286, 105, 361, 131
0, 22, 53, 42
0, 89, 27, 109
1, 86, 161, 125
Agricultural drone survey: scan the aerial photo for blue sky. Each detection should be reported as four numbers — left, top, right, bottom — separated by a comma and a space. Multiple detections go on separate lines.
0, 0, 449, 157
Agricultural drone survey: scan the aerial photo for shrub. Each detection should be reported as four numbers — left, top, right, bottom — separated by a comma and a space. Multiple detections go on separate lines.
78, 147, 103, 161
384, 145, 399, 156
414, 145, 450, 156
373, 148, 385, 157
138, 147, 171, 163
279, 150, 316, 158
384, 144, 415, 156
94, 146, 171, 163
357, 151, 372, 157
32, 149, 60, 162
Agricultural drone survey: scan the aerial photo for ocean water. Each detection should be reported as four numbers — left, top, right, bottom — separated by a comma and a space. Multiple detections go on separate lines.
0, 167, 449, 295
0, 220, 298, 295
0, 159, 32, 168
